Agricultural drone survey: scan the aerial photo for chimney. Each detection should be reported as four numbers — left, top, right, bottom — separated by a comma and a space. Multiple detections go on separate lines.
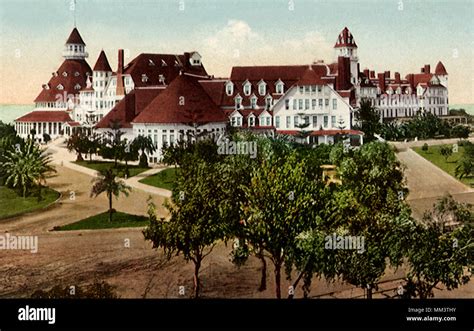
424, 64, 430, 74
407, 74, 415, 90
384, 71, 390, 79
378, 73, 386, 93
370, 70, 375, 78
363, 69, 369, 78
116, 49, 125, 96
395, 72, 401, 84
336, 56, 351, 90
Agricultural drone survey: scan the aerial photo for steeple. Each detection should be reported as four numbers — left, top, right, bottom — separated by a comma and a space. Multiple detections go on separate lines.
63, 28, 88, 60
93, 50, 112, 72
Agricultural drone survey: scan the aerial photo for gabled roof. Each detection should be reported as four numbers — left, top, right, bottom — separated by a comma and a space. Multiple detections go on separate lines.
132, 74, 227, 124
334, 27, 357, 48
34, 59, 92, 102
93, 50, 112, 72
296, 65, 328, 85
15, 111, 73, 123
66, 28, 85, 45
435, 61, 448, 75
123, 52, 208, 87
95, 88, 164, 129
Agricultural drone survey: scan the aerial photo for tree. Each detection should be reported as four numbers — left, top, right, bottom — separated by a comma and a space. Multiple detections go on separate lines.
42, 133, 51, 144
66, 130, 89, 162
143, 157, 228, 298
90, 169, 131, 222
132, 135, 156, 168
404, 195, 473, 298
100, 122, 126, 167
353, 99, 381, 143
239, 152, 321, 298
294, 114, 312, 144
455, 157, 473, 179
440, 145, 453, 162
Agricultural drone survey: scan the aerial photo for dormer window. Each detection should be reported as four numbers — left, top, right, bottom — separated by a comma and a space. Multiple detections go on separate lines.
161, 59, 167, 66
265, 95, 273, 108
174, 60, 179, 67
250, 94, 258, 109
148, 59, 155, 66
142, 74, 148, 83
159, 74, 165, 84
43, 84, 50, 90
234, 94, 242, 109
225, 81, 234, 96
248, 115, 255, 127
189, 52, 202, 66
243, 80, 251, 96
258, 80, 266, 96
396, 87, 402, 94
74, 72, 79, 77
62, 72, 68, 77
275, 79, 284, 94
74, 84, 81, 90
57, 84, 64, 90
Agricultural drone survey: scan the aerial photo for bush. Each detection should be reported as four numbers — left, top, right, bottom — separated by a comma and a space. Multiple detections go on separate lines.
422, 143, 429, 151
43, 133, 51, 143
450, 125, 470, 139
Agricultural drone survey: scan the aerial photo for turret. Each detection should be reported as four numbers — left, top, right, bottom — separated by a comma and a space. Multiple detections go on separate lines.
334, 27, 359, 85
63, 28, 88, 60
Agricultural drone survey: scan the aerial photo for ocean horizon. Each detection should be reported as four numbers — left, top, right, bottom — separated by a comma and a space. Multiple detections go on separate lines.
0, 103, 473, 125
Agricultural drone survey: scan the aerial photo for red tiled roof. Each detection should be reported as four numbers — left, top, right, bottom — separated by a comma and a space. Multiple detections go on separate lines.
34, 59, 92, 102
412, 73, 433, 86
93, 50, 112, 72
435, 61, 448, 75
95, 88, 164, 129
66, 28, 85, 45
297, 65, 328, 85
334, 27, 357, 48
15, 111, 73, 123
123, 52, 208, 88
199, 80, 226, 105
132, 74, 227, 124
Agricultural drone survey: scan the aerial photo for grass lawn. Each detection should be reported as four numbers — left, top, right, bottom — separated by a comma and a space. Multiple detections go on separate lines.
139, 168, 178, 190
55, 211, 149, 231
74, 160, 149, 178
0, 186, 60, 219
412, 144, 474, 187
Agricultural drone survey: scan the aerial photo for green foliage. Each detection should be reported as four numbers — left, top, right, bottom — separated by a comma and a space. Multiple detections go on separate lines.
31, 281, 118, 299
353, 99, 381, 142
440, 145, 453, 161
42, 133, 51, 143
90, 168, 131, 222
1, 139, 56, 197
405, 195, 473, 298
132, 135, 157, 168
66, 130, 90, 161
450, 125, 470, 139
422, 143, 428, 151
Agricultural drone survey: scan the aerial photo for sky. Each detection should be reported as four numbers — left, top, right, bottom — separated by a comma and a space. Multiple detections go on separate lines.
0, 0, 473, 104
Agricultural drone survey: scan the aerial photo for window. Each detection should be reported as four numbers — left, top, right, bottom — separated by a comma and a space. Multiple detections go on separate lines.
266, 117, 271, 126
57, 84, 64, 90
162, 135, 168, 146
142, 74, 148, 83
317, 86, 322, 93
286, 116, 291, 128
249, 116, 255, 126
332, 99, 337, 110
235, 95, 242, 109
312, 99, 316, 110
331, 116, 336, 127
311, 86, 317, 93
305, 99, 309, 110
226, 82, 234, 96
285, 99, 290, 110
324, 116, 328, 127
243, 82, 251, 96
62, 72, 68, 77
293, 99, 297, 110
294, 116, 299, 126
170, 134, 175, 145
265, 96, 272, 108
250, 96, 257, 108
275, 116, 280, 128
258, 82, 266, 96
298, 99, 303, 110
318, 99, 323, 107
236, 117, 242, 126
312, 116, 317, 128
276, 82, 284, 94
299, 86, 304, 94
304, 86, 310, 93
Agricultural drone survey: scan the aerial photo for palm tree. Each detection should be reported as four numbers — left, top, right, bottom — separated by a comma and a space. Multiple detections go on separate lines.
90, 168, 131, 222
2, 139, 56, 197
132, 135, 156, 167
455, 158, 473, 180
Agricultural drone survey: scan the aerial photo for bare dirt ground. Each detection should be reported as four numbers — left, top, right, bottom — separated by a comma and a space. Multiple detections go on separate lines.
0, 145, 472, 299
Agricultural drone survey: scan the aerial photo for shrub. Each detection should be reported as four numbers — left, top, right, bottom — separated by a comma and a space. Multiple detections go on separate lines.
422, 143, 429, 151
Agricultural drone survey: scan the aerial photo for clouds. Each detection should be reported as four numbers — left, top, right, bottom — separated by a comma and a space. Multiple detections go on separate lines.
199, 19, 334, 77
